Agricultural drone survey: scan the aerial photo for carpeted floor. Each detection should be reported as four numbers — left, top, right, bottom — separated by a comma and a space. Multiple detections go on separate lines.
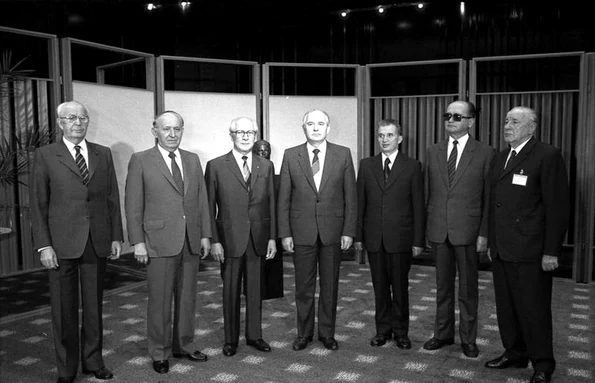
0, 257, 593, 383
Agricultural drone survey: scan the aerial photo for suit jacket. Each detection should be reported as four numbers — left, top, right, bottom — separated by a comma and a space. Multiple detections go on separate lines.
205, 151, 276, 257
488, 137, 570, 262
125, 146, 211, 257
356, 152, 425, 253
278, 142, 357, 246
425, 137, 496, 246
31, 140, 123, 258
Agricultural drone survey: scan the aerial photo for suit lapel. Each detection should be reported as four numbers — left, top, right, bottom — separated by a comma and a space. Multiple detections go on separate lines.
225, 151, 249, 191
297, 144, 318, 193
371, 154, 384, 189
151, 146, 182, 194
437, 139, 449, 189
180, 149, 192, 195
450, 138, 476, 189
86, 141, 99, 182
55, 141, 84, 181
385, 151, 406, 189
250, 155, 262, 191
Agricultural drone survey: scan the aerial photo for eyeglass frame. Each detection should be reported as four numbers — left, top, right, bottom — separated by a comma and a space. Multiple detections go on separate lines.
59, 114, 90, 123
443, 113, 473, 122
231, 130, 257, 137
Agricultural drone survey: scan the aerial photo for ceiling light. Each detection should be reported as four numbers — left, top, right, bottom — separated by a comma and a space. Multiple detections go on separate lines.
377, 6, 385, 14
180, 1, 191, 11
417, 3, 425, 10
145, 3, 159, 11
340, 10, 349, 18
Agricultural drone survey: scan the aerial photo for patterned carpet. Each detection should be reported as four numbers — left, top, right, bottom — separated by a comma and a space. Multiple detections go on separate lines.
0, 258, 593, 383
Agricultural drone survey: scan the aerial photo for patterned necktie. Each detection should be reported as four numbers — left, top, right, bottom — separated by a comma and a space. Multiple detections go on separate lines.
311, 149, 320, 176
169, 152, 184, 192
447, 140, 458, 186
242, 155, 251, 186
504, 149, 517, 171
384, 157, 391, 184
74, 145, 89, 184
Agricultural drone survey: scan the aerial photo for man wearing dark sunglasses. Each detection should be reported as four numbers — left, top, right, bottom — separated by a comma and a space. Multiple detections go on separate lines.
423, 100, 496, 358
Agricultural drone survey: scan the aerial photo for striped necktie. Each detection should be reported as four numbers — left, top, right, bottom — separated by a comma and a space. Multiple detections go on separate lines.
312, 149, 320, 176
169, 152, 184, 192
242, 155, 251, 187
447, 140, 458, 186
74, 145, 89, 184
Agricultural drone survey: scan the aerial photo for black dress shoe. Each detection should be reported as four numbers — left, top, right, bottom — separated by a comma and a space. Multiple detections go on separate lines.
461, 343, 479, 358
222, 343, 237, 356
395, 335, 412, 350
292, 336, 313, 351
178, 350, 208, 362
370, 333, 391, 347
484, 354, 529, 369
82, 366, 114, 380
56, 378, 74, 383
247, 338, 272, 352
423, 337, 455, 350
530, 371, 552, 383
318, 336, 339, 350
152, 360, 169, 374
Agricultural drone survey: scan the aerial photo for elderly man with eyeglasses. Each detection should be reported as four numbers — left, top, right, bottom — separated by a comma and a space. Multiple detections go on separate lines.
31, 101, 123, 383
205, 117, 277, 357
423, 100, 496, 358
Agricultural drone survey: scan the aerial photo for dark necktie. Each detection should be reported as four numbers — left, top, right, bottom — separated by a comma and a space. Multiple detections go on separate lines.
504, 149, 517, 171
169, 152, 184, 192
384, 157, 391, 183
242, 155, 251, 187
74, 145, 89, 184
447, 140, 458, 186
312, 149, 320, 176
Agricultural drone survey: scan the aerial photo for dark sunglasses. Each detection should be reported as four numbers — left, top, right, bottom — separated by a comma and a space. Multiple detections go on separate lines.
443, 113, 473, 122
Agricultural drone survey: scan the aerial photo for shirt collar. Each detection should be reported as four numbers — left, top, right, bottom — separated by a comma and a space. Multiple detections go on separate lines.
511, 136, 532, 154
307, 140, 327, 154
232, 149, 252, 162
63, 138, 87, 153
449, 133, 469, 146
157, 144, 180, 159
382, 150, 398, 165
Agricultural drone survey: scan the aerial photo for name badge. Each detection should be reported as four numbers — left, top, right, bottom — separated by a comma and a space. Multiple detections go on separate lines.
512, 173, 527, 186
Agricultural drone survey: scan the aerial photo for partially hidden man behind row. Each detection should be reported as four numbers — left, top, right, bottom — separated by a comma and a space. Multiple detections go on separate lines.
355, 119, 425, 350
125, 111, 212, 374
205, 117, 277, 357
424, 100, 496, 358
31, 101, 123, 383
277, 109, 357, 352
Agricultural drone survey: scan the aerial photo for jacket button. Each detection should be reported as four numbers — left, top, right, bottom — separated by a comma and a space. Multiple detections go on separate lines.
496, 203, 501, 207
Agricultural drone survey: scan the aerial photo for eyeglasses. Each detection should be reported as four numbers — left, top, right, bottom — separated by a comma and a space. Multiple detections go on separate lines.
443, 113, 473, 122
231, 130, 257, 137
59, 114, 89, 123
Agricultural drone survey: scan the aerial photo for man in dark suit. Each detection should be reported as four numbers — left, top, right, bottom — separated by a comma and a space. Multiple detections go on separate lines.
354, 119, 425, 349
125, 111, 211, 374
253, 139, 284, 300
424, 101, 496, 358
31, 101, 123, 383
485, 106, 569, 383
278, 109, 357, 351
205, 118, 277, 357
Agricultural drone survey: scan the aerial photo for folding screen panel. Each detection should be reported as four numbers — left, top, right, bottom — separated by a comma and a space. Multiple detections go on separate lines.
262, 63, 363, 173
156, 56, 260, 170
365, 59, 465, 164
469, 52, 591, 283
62, 37, 156, 254
0, 27, 60, 276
